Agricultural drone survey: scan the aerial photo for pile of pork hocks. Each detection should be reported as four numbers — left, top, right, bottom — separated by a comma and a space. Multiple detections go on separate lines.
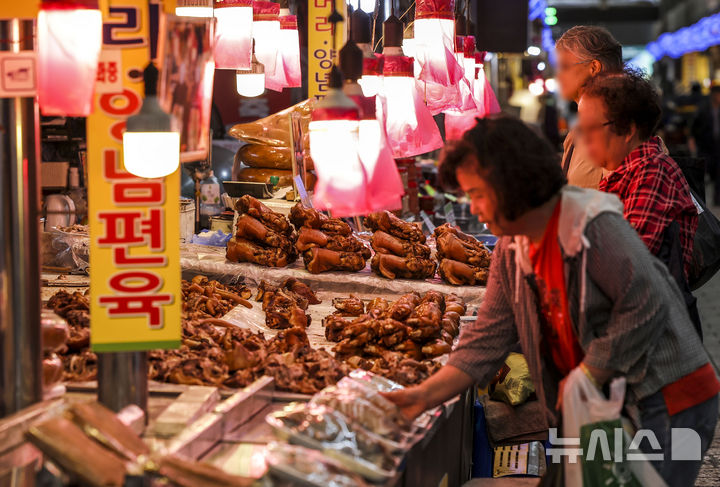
323, 290, 466, 386
366, 210, 436, 280
256, 277, 319, 329
226, 195, 298, 267
291, 202, 371, 273
434, 224, 492, 286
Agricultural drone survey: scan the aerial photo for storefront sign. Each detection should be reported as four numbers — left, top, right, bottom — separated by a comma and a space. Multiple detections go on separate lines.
307, 0, 346, 99
88, 0, 181, 352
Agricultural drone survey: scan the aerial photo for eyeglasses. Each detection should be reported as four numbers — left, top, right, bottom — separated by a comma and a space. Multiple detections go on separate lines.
556, 60, 592, 73
576, 120, 614, 139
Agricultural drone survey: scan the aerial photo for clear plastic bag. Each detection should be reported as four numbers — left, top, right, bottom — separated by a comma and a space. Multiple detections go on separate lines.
265, 442, 369, 487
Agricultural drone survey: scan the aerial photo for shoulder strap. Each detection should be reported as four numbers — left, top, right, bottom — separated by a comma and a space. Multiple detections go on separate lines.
562, 144, 575, 177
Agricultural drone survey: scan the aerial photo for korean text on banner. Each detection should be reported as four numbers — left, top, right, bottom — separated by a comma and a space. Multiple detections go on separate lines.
308, 0, 346, 99
88, 0, 181, 352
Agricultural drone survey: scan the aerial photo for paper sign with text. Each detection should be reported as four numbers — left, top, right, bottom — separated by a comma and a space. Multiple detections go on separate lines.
308, 0, 346, 99
88, 0, 181, 352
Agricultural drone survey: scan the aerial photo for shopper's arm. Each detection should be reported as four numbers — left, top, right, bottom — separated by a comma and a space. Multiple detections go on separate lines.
382, 365, 474, 420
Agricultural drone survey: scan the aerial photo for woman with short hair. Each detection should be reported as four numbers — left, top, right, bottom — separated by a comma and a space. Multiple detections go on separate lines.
555, 25, 624, 188
382, 116, 718, 486
578, 71, 702, 336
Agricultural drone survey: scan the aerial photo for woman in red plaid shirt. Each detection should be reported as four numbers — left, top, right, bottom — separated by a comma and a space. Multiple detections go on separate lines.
577, 71, 701, 337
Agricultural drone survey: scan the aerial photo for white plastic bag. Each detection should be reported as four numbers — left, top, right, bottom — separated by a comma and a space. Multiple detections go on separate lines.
562, 367, 667, 487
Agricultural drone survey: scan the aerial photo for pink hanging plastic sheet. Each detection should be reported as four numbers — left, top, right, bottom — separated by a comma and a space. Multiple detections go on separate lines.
278, 15, 301, 88
37, 0, 102, 116
309, 104, 373, 217
253, 1, 284, 92
413, 0, 464, 87
213, 0, 253, 70
349, 94, 404, 211
378, 55, 444, 158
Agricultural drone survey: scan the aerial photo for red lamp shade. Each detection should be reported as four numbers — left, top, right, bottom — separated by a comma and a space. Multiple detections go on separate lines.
252, 1, 283, 91
359, 55, 383, 97
413, 0, 464, 87
278, 15, 301, 88
214, 0, 253, 70
309, 85, 372, 217
37, 0, 102, 116
378, 55, 443, 158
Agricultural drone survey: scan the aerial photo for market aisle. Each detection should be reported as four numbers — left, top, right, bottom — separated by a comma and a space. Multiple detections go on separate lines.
695, 199, 720, 486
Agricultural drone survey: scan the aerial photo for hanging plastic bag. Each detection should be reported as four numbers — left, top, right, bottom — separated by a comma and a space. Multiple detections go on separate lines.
378, 55, 443, 158
562, 367, 667, 487
413, 0, 464, 88
278, 15, 302, 88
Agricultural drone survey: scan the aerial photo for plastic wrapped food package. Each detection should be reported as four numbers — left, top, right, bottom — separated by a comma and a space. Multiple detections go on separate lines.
228, 99, 315, 147
266, 402, 400, 482
265, 442, 369, 487
348, 368, 404, 393
311, 377, 411, 442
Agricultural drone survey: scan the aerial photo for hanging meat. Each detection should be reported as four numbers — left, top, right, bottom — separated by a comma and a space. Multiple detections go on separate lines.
290, 202, 370, 274
433, 224, 491, 286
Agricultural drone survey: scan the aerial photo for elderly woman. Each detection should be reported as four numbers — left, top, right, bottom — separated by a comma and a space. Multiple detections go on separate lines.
383, 117, 718, 486
555, 26, 623, 188
577, 72, 701, 336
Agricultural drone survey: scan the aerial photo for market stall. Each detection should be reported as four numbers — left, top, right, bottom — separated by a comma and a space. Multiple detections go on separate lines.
0, 0, 508, 485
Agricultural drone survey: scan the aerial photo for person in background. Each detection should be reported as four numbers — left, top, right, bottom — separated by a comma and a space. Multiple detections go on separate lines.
555, 26, 624, 189
578, 71, 702, 337
690, 81, 720, 206
382, 116, 718, 487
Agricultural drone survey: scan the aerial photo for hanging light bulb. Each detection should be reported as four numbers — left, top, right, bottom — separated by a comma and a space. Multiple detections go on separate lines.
252, 1, 283, 91
213, 0, 253, 70
123, 63, 180, 178
341, 40, 403, 211
236, 48, 265, 97
37, 0, 102, 117
278, 15, 301, 88
412, 0, 464, 86
309, 66, 371, 217
176, 0, 214, 17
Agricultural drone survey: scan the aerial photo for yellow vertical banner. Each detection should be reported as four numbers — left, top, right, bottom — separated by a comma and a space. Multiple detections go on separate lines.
308, 0, 346, 99
88, 0, 181, 352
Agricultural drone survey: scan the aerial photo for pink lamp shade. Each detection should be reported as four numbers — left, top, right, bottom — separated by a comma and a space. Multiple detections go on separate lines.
252, 1, 283, 91
347, 93, 403, 211
359, 55, 383, 97
278, 15, 301, 88
475, 53, 501, 115
37, 0, 102, 116
378, 55, 443, 158
213, 0, 253, 70
309, 90, 372, 217
413, 0, 464, 87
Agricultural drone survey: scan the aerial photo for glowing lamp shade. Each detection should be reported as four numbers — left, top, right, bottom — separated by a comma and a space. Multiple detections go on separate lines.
378, 55, 443, 158
123, 63, 180, 178
278, 15, 301, 88
236, 71, 265, 97
309, 89, 371, 217
252, 1, 283, 91
413, 0, 464, 86
346, 90, 404, 211
236, 53, 265, 97
359, 55, 383, 97
213, 0, 253, 69
176, 0, 214, 17
463, 36, 476, 82
37, 0, 102, 117
123, 132, 180, 178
